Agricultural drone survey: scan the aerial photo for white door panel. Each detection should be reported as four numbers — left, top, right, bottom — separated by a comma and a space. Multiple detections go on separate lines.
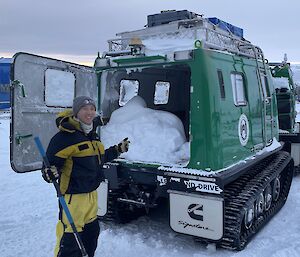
11, 52, 97, 172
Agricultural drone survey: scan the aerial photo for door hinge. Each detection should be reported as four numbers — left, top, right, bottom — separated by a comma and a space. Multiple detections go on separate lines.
11, 80, 26, 97
15, 133, 33, 145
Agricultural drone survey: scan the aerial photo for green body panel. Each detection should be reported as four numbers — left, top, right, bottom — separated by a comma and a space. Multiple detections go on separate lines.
270, 63, 296, 131
188, 49, 278, 170
112, 55, 167, 64
97, 48, 279, 171
272, 64, 294, 85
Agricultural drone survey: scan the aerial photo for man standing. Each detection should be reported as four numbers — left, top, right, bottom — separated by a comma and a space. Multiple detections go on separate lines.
42, 96, 129, 257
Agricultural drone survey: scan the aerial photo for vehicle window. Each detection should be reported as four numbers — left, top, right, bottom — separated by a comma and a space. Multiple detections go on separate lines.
260, 74, 270, 98
217, 70, 225, 99
119, 79, 139, 106
231, 73, 246, 106
154, 81, 170, 105
45, 69, 75, 107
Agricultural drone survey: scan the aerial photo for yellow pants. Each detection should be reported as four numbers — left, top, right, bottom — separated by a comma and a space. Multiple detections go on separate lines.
54, 190, 99, 257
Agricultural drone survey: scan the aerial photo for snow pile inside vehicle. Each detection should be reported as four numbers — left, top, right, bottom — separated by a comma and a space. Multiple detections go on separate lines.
100, 96, 189, 165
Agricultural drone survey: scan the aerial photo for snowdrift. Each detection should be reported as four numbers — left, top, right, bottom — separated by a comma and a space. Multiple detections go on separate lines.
100, 96, 189, 165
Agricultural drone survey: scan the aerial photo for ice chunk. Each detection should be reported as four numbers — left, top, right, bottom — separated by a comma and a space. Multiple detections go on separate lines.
101, 96, 189, 165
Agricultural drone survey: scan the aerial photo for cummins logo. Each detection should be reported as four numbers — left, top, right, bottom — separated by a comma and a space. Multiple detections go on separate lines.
187, 204, 203, 221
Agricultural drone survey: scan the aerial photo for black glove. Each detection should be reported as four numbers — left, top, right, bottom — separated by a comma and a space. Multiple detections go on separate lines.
41, 166, 60, 183
116, 138, 130, 154
93, 115, 104, 127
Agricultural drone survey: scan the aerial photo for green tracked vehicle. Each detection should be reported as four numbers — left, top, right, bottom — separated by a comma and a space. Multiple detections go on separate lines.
270, 57, 300, 172
10, 10, 294, 250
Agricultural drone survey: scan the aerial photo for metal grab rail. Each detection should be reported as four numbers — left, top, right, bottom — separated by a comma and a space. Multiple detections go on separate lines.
106, 18, 262, 61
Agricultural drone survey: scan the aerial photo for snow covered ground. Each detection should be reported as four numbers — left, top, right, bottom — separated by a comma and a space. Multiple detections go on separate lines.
1, 114, 300, 257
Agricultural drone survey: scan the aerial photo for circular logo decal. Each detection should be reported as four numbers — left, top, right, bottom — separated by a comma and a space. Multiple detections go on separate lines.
238, 114, 249, 146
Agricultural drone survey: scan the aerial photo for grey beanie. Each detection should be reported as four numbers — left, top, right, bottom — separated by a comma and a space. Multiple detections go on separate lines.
73, 96, 96, 117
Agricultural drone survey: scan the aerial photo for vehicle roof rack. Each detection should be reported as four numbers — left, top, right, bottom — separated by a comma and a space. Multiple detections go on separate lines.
106, 16, 266, 64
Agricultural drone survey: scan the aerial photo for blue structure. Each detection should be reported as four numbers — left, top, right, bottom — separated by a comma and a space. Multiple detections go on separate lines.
0, 58, 12, 110
208, 17, 243, 38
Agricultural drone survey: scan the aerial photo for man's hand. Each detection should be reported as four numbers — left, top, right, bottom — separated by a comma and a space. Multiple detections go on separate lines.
41, 166, 60, 183
117, 138, 130, 154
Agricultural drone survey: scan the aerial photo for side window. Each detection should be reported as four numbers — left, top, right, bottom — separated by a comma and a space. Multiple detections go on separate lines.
217, 70, 225, 99
231, 73, 247, 106
45, 69, 75, 107
119, 79, 139, 106
154, 81, 170, 105
260, 73, 270, 98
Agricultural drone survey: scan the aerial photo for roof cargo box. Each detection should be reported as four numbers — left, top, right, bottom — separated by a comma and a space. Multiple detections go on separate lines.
147, 10, 197, 27
208, 17, 243, 38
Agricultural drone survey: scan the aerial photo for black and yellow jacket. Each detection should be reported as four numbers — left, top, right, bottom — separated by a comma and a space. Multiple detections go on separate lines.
46, 110, 118, 195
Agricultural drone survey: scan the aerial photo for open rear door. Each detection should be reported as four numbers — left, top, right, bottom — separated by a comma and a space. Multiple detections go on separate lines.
11, 52, 97, 172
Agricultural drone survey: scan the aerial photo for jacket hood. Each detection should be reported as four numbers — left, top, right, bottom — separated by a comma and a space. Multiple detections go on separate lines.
56, 109, 82, 133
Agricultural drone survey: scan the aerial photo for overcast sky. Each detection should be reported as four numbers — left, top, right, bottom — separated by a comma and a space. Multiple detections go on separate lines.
0, 0, 299, 65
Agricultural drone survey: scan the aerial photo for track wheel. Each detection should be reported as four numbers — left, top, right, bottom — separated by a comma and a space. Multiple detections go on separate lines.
264, 184, 272, 211
272, 177, 281, 201
256, 193, 265, 217
244, 203, 255, 229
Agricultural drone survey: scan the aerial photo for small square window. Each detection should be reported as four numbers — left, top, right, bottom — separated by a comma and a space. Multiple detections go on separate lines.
119, 79, 139, 106
154, 81, 170, 105
231, 73, 246, 106
45, 69, 75, 107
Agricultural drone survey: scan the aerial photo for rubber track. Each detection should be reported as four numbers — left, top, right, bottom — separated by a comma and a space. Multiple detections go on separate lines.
220, 151, 293, 250
99, 190, 144, 223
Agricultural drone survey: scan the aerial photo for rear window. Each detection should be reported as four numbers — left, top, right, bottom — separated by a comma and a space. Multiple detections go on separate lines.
154, 81, 170, 105
119, 79, 139, 106
45, 69, 75, 107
